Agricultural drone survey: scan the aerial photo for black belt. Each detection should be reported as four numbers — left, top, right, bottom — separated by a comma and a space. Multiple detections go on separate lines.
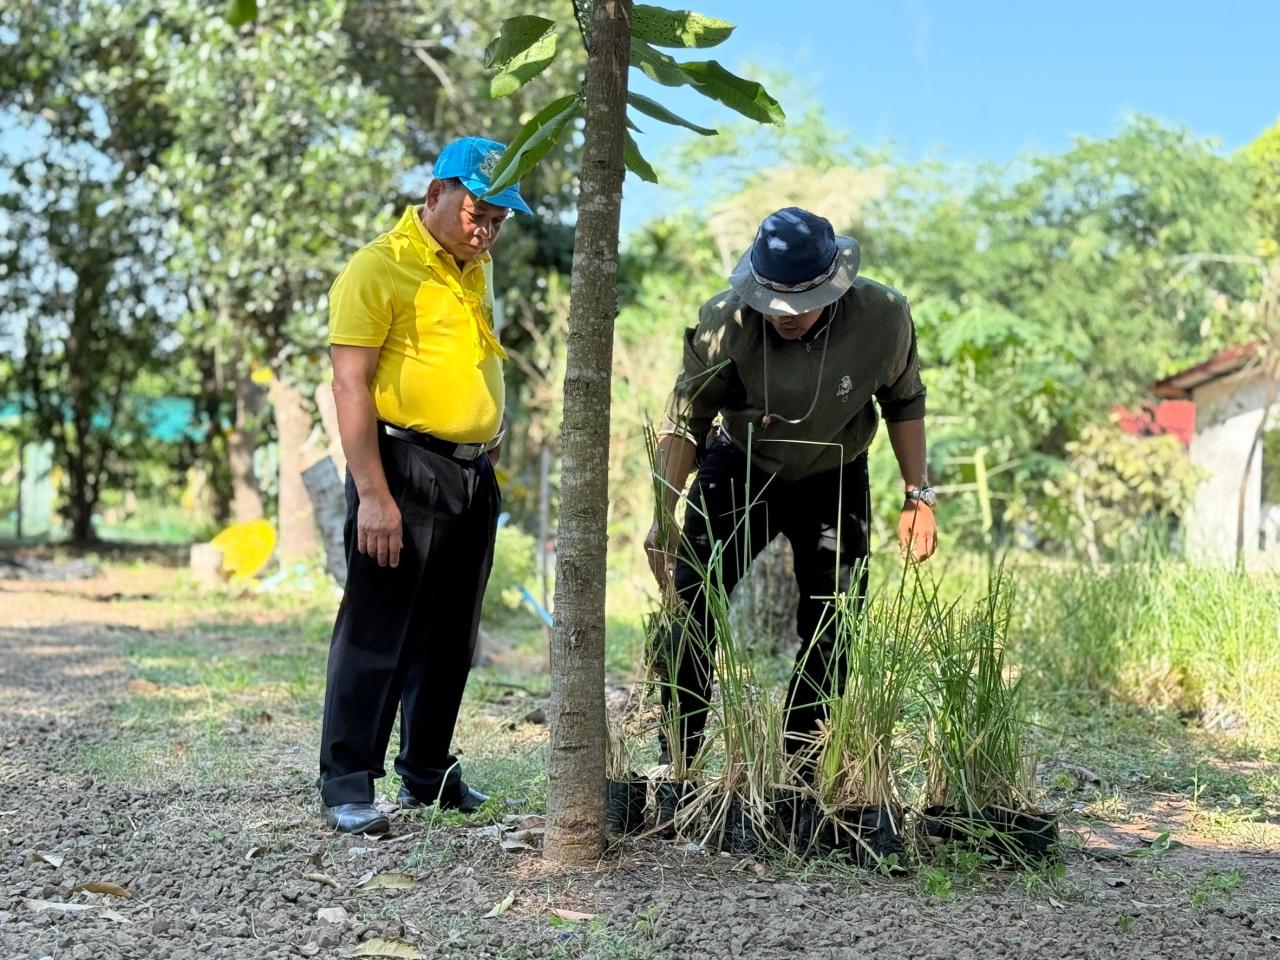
378, 422, 504, 461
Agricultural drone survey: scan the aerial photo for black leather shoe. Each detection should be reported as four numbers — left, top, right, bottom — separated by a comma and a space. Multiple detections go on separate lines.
399, 784, 490, 813
323, 801, 390, 835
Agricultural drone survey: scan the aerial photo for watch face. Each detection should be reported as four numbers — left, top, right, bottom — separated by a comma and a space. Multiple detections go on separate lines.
908, 487, 936, 506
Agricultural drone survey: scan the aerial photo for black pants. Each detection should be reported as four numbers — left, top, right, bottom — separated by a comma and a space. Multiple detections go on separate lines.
318, 430, 499, 806
662, 435, 871, 765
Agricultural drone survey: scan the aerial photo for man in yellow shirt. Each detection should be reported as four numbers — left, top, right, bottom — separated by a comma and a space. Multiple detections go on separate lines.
318, 137, 531, 834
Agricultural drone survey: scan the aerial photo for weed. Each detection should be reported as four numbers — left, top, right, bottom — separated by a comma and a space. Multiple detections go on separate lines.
1191, 869, 1243, 908
919, 866, 953, 898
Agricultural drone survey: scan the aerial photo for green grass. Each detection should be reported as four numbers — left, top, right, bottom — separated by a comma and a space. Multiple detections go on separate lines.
1013, 557, 1280, 738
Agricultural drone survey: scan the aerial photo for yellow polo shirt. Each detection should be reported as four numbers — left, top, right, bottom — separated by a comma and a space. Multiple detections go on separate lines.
327, 206, 506, 443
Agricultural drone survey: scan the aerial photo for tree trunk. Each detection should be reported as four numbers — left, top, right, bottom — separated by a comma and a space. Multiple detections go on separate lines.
273, 378, 320, 563
65, 300, 97, 545
199, 348, 233, 526
544, 0, 631, 866
230, 371, 266, 523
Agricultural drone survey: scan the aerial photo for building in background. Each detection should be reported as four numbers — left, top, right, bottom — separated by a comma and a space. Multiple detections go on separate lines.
1153, 345, 1280, 568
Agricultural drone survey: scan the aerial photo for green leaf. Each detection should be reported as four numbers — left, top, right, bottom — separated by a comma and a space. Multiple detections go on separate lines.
629, 38, 689, 87
627, 92, 716, 136
486, 19, 559, 98
629, 43, 783, 126
225, 0, 258, 27
677, 60, 785, 124
630, 5, 735, 48
485, 94, 581, 195
484, 17, 556, 68
624, 133, 658, 183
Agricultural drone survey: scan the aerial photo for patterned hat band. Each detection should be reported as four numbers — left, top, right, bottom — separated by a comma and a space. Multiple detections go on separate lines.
749, 249, 839, 293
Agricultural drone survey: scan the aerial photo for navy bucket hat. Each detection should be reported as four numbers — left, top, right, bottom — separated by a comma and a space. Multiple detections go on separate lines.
728, 207, 859, 316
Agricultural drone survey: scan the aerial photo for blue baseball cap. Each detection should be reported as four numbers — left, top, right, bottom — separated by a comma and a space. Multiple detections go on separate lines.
432, 136, 533, 215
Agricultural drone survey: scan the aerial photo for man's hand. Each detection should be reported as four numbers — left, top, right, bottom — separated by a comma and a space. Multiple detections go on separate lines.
898, 501, 938, 562
357, 492, 403, 567
644, 520, 679, 592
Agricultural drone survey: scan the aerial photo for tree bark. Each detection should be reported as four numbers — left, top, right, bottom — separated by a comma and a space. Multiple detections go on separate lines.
273, 378, 320, 563
544, 0, 631, 866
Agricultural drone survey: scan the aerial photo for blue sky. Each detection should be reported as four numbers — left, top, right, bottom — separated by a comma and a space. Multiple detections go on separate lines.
621, 0, 1280, 229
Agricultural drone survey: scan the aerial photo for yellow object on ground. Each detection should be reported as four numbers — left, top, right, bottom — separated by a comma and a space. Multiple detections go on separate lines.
209, 519, 277, 581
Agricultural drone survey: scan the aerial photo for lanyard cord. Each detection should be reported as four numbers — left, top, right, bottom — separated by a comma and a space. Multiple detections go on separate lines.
761, 303, 835, 428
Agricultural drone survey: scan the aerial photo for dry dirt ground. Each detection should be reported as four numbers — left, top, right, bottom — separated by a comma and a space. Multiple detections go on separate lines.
2, 560, 1280, 960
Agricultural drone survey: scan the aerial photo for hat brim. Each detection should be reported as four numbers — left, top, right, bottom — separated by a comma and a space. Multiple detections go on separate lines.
728, 237, 859, 316
464, 177, 533, 215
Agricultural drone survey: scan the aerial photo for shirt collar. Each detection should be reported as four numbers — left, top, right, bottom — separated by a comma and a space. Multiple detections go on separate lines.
396, 205, 491, 274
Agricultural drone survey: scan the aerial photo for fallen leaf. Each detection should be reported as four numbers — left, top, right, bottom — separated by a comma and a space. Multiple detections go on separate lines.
72, 881, 133, 899
354, 868, 376, 887
374, 800, 398, 814
505, 829, 543, 845
734, 859, 766, 877
307, 850, 325, 868
348, 846, 378, 856
1105, 876, 1131, 888
24, 899, 94, 914
470, 825, 503, 842
99, 908, 131, 923
504, 814, 545, 830
299, 946, 321, 957
245, 847, 265, 861
359, 872, 419, 890
483, 891, 515, 918
500, 839, 535, 853
552, 908, 596, 922
302, 873, 339, 888
349, 937, 425, 959
317, 906, 350, 924
28, 851, 64, 869
1048, 897, 1066, 910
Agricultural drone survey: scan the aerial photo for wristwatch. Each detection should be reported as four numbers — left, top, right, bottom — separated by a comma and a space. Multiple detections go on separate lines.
904, 485, 936, 507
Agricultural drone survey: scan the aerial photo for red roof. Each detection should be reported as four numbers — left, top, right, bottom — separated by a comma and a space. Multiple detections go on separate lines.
1114, 400, 1195, 448
1151, 343, 1260, 399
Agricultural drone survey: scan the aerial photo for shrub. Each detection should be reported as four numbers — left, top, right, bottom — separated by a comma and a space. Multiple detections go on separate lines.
482, 523, 540, 622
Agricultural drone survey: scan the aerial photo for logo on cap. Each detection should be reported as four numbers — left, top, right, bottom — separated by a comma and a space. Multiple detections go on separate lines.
480, 150, 502, 178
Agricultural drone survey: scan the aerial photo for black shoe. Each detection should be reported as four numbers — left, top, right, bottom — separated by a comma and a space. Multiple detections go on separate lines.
323, 801, 390, 835
399, 784, 490, 813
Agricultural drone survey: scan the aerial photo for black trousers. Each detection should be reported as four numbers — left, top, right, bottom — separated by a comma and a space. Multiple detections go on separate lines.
662, 435, 871, 765
318, 430, 499, 806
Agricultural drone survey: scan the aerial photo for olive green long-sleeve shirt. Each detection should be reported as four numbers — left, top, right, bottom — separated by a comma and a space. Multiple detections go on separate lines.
661, 276, 927, 480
